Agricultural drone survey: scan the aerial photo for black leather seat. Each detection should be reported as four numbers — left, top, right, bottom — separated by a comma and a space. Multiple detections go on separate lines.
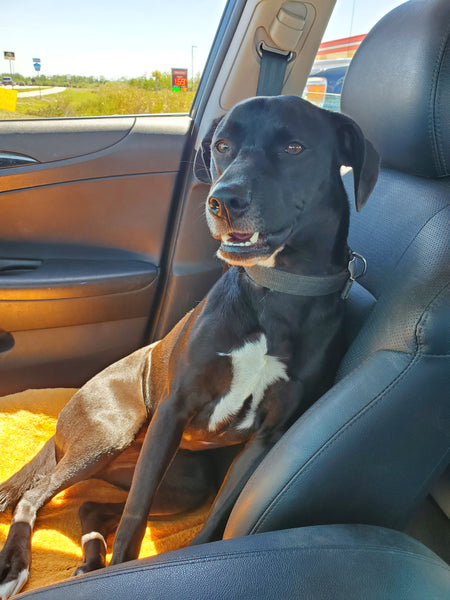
18, 1, 450, 598
17, 525, 450, 599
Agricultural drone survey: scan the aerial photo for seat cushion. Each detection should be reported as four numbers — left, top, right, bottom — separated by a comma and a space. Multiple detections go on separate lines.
17, 525, 450, 600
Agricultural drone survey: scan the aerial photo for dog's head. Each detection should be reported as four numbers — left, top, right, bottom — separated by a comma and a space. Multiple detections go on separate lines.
194, 96, 379, 267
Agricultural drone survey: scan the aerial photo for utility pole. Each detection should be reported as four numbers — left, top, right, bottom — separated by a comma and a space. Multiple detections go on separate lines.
191, 45, 197, 91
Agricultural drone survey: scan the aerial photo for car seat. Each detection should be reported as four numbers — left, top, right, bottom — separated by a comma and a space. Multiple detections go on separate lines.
18, 0, 449, 598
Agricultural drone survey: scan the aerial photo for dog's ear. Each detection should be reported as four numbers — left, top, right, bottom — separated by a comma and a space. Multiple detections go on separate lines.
332, 112, 380, 212
193, 116, 224, 184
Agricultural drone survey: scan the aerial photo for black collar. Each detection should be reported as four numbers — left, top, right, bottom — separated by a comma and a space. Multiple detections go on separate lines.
244, 252, 367, 299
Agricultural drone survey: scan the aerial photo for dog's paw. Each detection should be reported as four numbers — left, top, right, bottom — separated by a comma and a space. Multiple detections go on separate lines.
0, 547, 29, 600
71, 558, 105, 577
0, 569, 29, 600
0, 536, 31, 598
0, 523, 32, 598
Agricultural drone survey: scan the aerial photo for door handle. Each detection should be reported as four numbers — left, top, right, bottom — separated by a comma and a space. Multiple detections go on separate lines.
0, 151, 38, 168
0, 258, 42, 274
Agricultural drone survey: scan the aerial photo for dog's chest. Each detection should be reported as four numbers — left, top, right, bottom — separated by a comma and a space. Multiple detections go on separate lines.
181, 334, 288, 449
209, 334, 289, 431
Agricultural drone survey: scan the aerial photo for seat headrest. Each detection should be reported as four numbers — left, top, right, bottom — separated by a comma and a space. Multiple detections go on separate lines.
341, 0, 450, 178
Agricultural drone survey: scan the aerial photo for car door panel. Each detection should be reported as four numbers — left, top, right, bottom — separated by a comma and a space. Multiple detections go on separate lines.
0, 117, 136, 164
0, 116, 191, 189
0, 174, 176, 259
0, 115, 191, 395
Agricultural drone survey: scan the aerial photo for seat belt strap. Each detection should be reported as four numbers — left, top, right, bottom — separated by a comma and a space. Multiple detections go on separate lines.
256, 45, 292, 96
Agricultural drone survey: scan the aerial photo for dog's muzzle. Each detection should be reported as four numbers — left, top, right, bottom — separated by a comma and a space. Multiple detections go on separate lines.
206, 190, 286, 266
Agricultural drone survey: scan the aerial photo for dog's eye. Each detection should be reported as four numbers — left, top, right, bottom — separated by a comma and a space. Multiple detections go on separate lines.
284, 142, 303, 155
215, 140, 230, 153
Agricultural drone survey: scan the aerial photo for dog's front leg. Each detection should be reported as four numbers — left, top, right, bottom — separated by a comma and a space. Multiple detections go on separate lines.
191, 380, 304, 545
110, 399, 189, 565
190, 434, 271, 545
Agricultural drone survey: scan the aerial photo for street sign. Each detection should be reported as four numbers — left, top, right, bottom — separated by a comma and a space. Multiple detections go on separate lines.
171, 68, 188, 91
33, 63, 41, 72
32, 57, 41, 63
4, 51, 15, 60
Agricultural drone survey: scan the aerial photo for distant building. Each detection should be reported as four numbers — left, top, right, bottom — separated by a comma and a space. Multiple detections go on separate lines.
316, 34, 366, 60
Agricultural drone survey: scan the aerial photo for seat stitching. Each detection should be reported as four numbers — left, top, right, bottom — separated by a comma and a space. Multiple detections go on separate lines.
429, 23, 450, 174
415, 281, 450, 353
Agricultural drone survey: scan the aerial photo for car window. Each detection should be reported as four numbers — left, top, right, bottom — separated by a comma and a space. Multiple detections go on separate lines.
0, 0, 228, 120
303, 0, 405, 112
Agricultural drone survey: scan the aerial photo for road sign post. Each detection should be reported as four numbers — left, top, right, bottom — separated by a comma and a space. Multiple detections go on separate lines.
4, 51, 15, 78
32, 58, 42, 97
191, 46, 197, 91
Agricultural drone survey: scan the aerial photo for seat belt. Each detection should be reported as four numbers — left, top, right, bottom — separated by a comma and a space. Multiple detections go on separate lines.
256, 44, 292, 96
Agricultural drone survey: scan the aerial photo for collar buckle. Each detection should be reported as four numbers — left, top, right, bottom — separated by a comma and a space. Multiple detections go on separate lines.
340, 252, 368, 299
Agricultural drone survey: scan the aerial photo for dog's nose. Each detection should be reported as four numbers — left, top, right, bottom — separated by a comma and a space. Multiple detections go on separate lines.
208, 191, 250, 220
208, 196, 223, 218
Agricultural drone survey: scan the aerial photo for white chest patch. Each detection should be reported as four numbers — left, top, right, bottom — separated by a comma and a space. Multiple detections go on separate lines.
208, 334, 288, 432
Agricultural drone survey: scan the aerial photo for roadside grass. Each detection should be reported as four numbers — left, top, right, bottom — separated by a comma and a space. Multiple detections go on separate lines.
0, 83, 195, 119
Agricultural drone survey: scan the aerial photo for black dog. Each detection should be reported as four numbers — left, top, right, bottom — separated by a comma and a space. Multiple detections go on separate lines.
0, 95, 378, 598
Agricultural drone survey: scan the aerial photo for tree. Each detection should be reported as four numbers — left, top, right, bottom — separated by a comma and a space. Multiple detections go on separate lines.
151, 71, 171, 90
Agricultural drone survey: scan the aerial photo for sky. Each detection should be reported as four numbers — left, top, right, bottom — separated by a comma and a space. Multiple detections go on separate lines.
1, 0, 405, 80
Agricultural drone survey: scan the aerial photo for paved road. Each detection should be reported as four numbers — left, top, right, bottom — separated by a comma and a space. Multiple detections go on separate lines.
16, 87, 66, 98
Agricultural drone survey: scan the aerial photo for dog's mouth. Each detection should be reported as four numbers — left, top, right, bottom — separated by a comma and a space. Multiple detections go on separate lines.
217, 228, 290, 266
221, 231, 262, 249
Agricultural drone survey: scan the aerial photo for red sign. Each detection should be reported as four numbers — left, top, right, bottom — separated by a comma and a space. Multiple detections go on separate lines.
171, 68, 188, 89
174, 76, 188, 87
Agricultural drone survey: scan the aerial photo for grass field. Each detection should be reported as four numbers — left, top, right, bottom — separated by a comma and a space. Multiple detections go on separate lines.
0, 83, 196, 119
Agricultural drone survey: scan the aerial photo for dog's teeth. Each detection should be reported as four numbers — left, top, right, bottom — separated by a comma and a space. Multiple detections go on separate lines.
222, 232, 260, 247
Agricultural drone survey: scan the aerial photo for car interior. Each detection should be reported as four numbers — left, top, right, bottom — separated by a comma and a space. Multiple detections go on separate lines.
0, 0, 449, 598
